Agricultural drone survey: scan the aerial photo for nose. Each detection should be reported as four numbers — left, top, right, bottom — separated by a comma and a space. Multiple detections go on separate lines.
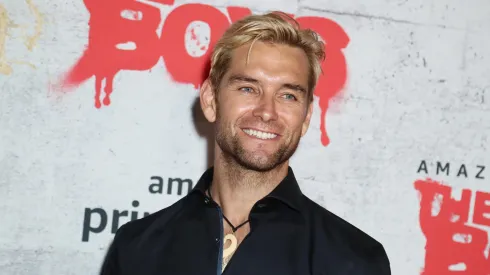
252, 94, 278, 122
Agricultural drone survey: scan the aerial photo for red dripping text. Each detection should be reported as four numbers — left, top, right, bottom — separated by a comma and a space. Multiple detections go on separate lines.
61, 0, 350, 146
414, 179, 490, 275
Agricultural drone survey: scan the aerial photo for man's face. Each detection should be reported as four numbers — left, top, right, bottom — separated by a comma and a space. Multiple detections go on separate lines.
201, 41, 313, 172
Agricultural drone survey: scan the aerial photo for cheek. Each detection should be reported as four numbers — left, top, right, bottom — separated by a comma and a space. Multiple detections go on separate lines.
229, 101, 256, 122
220, 92, 251, 113
281, 109, 306, 130
217, 103, 248, 133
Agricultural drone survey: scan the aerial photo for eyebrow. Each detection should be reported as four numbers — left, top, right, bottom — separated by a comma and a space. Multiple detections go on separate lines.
227, 74, 259, 85
227, 74, 307, 94
283, 83, 307, 94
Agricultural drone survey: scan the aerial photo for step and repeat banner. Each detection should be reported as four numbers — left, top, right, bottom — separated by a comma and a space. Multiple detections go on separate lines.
1, 0, 489, 274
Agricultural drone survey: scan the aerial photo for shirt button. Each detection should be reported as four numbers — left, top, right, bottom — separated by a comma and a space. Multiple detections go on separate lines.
204, 197, 210, 204
257, 203, 266, 208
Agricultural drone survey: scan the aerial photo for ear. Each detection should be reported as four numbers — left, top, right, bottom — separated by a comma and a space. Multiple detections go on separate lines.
200, 78, 217, 123
301, 102, 314, 137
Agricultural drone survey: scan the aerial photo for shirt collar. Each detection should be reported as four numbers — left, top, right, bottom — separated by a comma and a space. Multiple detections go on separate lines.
191, 166, 304, 213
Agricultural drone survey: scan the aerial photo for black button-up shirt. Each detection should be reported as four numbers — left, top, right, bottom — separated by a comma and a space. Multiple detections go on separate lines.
100, 167, 391, 275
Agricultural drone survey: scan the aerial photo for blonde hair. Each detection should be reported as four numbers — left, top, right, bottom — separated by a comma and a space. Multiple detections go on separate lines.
208, 11, 325, 102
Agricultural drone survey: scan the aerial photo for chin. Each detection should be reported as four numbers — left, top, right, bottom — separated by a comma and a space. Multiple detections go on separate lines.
234, 150, 285, 172
236, 158, 282, 172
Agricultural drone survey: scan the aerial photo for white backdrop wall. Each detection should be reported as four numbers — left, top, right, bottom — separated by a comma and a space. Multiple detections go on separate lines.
1, 0, 489, 274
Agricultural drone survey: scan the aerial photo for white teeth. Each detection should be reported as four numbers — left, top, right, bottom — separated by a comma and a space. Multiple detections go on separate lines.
243, 129, 278, 140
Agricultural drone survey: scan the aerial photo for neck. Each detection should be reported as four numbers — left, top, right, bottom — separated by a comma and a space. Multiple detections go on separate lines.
209, 147, 289, 225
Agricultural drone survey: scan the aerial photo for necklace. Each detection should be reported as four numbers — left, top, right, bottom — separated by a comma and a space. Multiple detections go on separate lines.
207, 189, 250, 270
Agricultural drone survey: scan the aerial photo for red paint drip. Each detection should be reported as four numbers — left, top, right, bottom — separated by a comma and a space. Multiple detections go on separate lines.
62, 0, 162, 108
59, 2, 350, 146
414, 179, 490, 274
296, 17, 349, 146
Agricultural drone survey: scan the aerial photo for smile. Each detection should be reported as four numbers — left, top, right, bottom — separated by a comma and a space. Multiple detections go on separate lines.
242, 128, 278, 140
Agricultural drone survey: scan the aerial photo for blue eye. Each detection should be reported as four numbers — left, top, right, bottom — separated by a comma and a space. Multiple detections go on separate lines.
240, 87, 253, 93
283, 94, 297, 101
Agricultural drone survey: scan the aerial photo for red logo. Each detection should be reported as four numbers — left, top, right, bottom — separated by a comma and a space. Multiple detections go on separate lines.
414, 179, 490, 274
59, 0, 350, 146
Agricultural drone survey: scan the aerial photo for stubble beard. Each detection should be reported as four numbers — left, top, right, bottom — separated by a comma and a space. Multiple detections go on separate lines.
214, 108, 301, 172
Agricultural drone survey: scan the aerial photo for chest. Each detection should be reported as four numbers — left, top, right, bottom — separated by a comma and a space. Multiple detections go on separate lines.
120, 214, 357, 275
125, 223, 319, 275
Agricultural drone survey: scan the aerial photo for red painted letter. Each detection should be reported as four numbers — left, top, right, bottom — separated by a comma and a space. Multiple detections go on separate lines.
473, 191, 490, 227
63, 0, 161, 108
160, 4, 230, 88
226, 7, 252, 23
414, 179, 490, 274
295, 17, 349, 146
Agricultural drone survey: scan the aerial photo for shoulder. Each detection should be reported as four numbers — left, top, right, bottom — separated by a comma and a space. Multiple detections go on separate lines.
108, 194, 194, 255
116, 195, 190, 242
99, 195, 195, 274
302, 196, 391, 274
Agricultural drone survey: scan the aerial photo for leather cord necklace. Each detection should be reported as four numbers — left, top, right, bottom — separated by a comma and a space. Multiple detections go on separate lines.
207, 189, 250, 232
207, 189, 249, 271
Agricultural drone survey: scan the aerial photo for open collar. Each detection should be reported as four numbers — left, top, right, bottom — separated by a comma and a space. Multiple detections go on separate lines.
191, 166, 304, 213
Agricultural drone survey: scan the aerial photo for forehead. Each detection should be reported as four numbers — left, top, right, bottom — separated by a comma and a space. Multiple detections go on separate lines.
225, 41, 309, 86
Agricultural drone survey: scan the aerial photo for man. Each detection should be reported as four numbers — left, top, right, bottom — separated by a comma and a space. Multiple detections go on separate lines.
100, 11, 391, 275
